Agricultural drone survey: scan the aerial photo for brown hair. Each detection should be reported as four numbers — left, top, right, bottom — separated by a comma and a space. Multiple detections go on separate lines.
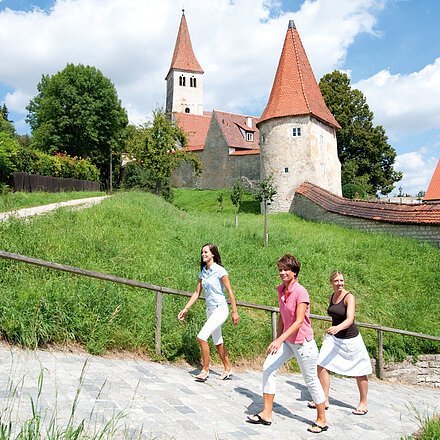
277, 254, 301, 276
200, 243, 222, 271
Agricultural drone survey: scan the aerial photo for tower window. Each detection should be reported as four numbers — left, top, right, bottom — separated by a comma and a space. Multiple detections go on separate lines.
185, 107, 190, 113
179, 75, 186, 86
246, 132, 254, 141
190, 76, 197, 87
292, 127, 301, 137
282, 167, 289, 174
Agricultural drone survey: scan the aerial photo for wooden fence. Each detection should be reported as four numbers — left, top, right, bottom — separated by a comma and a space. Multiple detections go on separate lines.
1, 250, 439, 379
13, 172, 100, 192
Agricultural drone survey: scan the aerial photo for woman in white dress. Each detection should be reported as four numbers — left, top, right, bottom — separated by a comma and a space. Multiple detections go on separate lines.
309, 271, 372, 415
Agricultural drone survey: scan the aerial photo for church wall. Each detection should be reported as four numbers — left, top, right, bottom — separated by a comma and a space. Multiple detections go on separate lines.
291, 194, 440, 247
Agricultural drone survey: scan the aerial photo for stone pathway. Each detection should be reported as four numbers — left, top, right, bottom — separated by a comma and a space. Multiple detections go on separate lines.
0, 345, 438, 440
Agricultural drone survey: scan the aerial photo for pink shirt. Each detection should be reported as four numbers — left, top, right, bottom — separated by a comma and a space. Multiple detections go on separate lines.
277, 280, 313, 344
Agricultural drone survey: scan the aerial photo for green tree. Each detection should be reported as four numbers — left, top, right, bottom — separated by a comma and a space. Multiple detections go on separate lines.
319, 71, 402, 197
255, 175, 277, 246
230, 179, 244, 227
124, 109, 202, 199
0, 104, 16, 136
26, 64, 128, 188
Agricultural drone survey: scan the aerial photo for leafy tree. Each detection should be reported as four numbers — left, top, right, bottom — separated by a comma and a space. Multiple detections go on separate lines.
0, 104, 16, 136
230, 179, 244, 227
26, 64, 128, 188
319, 71, 402, 197
255, 175, 277, 246
124, 109, 202, 199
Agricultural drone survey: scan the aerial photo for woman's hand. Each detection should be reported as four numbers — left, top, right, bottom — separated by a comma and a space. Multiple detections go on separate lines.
325, 325, 339, 335
178, 308, 188, 321
266, 338, 282, 355
231, 311, 240, 325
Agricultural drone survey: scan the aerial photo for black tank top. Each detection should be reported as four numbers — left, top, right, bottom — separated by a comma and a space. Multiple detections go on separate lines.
327, 293, 359, 339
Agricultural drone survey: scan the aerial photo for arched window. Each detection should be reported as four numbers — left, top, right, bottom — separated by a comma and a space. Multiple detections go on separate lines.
185, 107, 190, 113
179, 75, 186, 86
190, 76, 197, 87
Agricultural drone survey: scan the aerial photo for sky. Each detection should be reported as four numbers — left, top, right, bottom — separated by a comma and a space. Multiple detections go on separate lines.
0, 0, 439, 196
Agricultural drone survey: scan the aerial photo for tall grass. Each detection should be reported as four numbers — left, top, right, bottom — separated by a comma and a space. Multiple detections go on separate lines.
0, 190, 439, 365
0, 191, 105, 213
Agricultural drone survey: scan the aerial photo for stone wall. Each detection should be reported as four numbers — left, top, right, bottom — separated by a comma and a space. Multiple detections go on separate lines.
291, 193, 440, 247
382, 355, 440, 388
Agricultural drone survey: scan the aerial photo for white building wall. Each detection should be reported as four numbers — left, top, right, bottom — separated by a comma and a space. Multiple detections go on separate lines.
259, 115, 341, 213
166, 70, 204, 115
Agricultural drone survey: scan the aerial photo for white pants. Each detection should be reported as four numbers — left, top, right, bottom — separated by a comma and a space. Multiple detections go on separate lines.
262, 338, 325, 404
197, 304, 229, 345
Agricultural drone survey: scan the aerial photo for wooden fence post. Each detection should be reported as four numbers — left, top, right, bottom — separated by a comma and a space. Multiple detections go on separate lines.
155, 292, 163, 356
271, 311, 277, 340
376, 329, 384, 379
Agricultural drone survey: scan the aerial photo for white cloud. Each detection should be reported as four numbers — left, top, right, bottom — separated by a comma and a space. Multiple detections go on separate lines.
394, 151, 437, 196
0, 0, 386, 125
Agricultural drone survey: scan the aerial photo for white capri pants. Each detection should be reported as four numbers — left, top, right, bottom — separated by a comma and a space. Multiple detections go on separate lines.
262, 338, 325, 405
197, 304, 229, 345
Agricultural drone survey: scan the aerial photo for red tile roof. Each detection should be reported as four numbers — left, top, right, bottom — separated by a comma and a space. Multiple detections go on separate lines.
167, 12, 203, 76
174, 112, 211, 150
230, 149, 260, 156
423, 159, 440, 202
296, 182, 440, 225
213, 110, 260, 150
259, 21, 340, 129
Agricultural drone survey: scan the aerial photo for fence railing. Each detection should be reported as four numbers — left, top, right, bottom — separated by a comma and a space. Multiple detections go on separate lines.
1, 250, 439, 379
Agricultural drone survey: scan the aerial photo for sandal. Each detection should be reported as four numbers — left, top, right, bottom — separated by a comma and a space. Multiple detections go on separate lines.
194, 370, 209, 382
307, 401, 329, 410
307, 423, 329, 433
218, 369, 233, 380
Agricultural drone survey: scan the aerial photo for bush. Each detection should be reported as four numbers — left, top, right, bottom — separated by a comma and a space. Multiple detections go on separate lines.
342, 182, 368, 199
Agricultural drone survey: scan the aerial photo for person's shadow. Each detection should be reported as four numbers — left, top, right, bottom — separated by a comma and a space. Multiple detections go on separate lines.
234, 386, 314, 426
285, 380, 354, 410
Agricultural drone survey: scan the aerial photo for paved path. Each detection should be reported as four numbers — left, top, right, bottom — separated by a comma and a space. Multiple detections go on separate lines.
0, 346, 438, 440
0, 196, 110, 221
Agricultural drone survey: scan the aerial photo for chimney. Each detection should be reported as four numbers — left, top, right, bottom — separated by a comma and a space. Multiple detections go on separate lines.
246, 116, 252, 128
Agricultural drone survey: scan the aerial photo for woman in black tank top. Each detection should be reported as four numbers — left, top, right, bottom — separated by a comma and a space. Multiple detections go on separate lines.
308, 271, 371, 415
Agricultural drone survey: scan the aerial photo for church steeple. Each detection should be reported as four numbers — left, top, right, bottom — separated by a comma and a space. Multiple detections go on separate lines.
166, 11, 204, 115
259, 19, 339, 129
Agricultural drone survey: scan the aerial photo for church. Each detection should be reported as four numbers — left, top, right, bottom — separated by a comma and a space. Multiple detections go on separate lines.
168, 11, 342, 212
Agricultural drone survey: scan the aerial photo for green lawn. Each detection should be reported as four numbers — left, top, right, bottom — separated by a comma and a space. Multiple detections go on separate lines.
0, 189, 439, 365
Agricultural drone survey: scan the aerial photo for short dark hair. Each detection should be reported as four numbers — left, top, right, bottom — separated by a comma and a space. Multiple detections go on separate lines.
200, 243, 222, 271
277, 254, 301, 276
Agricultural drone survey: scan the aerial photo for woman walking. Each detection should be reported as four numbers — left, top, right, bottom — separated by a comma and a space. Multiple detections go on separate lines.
178, 243, 240, 382
309, 271, 372, 414
246, 254, 328, 433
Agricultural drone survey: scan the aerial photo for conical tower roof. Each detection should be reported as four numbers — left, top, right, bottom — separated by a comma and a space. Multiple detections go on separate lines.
259, 20, 340, 129
167, 11, 203, 77
423, 159, 440, 202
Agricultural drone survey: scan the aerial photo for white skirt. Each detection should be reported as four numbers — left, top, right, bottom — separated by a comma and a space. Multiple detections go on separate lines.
317, 333, 372, 376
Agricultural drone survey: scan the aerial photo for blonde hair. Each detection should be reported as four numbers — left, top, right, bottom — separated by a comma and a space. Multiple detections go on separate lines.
329, 271, 344, 283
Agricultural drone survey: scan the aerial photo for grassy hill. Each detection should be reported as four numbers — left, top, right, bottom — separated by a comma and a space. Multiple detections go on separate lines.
0, 190, 438, 365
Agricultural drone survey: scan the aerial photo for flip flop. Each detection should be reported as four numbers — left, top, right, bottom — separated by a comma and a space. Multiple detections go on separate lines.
352, 409, 368, 415
194, 370, 209, 382
246, 414, 272, 426
307, 401, 329, 410
218, 369, 233, 380
307, 423, 329, 433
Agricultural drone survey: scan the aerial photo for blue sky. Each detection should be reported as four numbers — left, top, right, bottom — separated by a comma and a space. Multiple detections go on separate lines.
0, 0, 439, 196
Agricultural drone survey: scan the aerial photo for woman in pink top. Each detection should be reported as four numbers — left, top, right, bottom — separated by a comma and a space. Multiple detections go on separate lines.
246, 254, 328, 434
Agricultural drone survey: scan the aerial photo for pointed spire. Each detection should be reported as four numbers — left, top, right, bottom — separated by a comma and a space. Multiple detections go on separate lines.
423, 159, 440, 201
167, 11, 203, 75
259, 21, 340, 129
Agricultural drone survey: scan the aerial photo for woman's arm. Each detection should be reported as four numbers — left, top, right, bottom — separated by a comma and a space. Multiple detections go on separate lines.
221, 275, 240, 325
267, 303, 307, 354
177, 279, 203, 321
325, 294, 356, 335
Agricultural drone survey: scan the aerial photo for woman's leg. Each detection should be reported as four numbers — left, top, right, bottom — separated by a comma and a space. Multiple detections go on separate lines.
197, 337, 210, 372
355, 375, 368, 411
215, 342, 232, 372
295, 340, 327, 428
317, 365, 331, 407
